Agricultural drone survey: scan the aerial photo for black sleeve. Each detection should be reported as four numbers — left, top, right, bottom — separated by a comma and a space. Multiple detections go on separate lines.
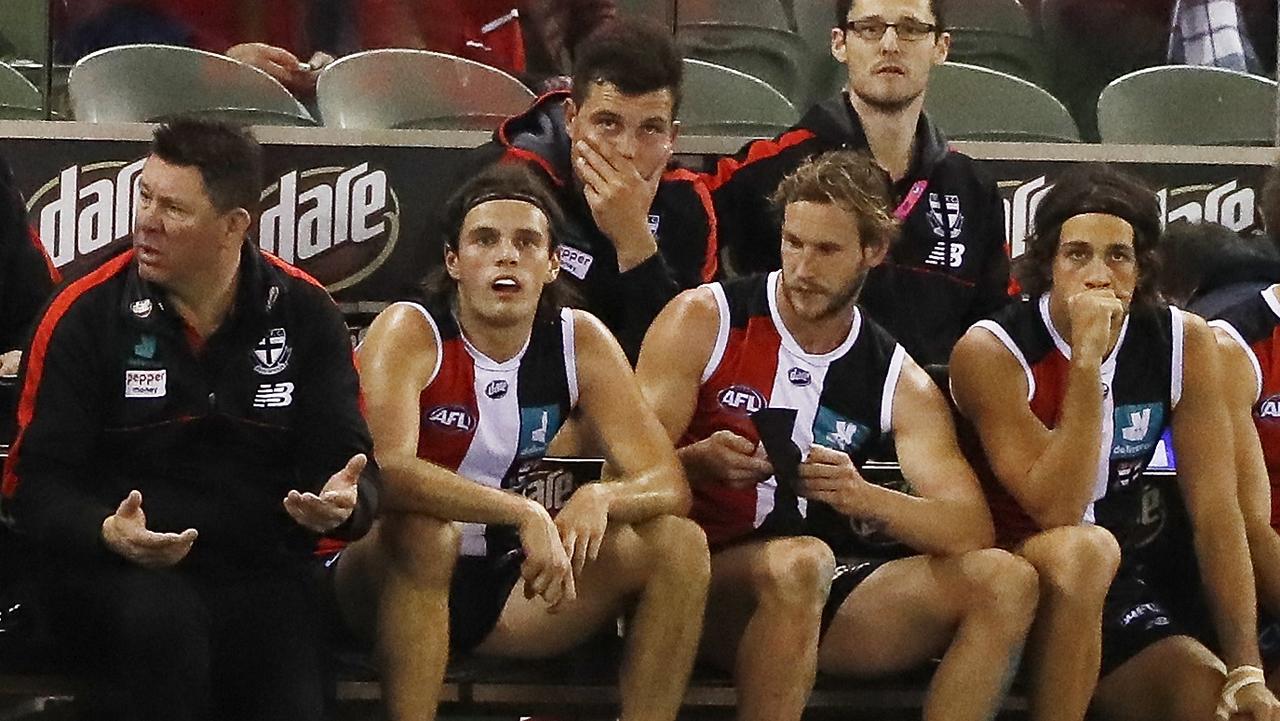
614, 175, 717, 362
292, 286, 380, 541
0, 159, 58, 352
5, 298, 114, 560
966, 173, 1012, 323
707, 138, 811, 276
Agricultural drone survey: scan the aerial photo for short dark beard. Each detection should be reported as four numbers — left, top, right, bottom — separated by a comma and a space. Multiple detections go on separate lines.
850, 86, 923, 115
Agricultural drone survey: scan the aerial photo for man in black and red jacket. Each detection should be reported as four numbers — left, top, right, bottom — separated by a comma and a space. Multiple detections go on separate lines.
1, 118, 380, 721
464, 16, 718, 362
702, 0, 1009, 366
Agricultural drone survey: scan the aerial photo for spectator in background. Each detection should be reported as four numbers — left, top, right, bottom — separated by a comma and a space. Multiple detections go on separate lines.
1156, 220, 1280, 316
355, 0, 617, 88
464, 17, 717, 362
0, 154, 58, 376
55, 0, 333, 96
701, 0, 1009, 367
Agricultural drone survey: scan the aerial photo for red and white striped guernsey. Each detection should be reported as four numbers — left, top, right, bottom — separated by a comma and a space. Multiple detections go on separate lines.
1211, 285, 1280, 535
682, 271, 911, 554
404, 299, 579, 558
965, 296, 1183, 550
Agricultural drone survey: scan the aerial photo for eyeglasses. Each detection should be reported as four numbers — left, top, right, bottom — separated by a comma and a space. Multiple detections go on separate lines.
844, 18, 940, 42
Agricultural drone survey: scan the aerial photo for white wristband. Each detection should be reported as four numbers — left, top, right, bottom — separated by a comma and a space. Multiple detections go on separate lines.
1216, 665, 1267, 719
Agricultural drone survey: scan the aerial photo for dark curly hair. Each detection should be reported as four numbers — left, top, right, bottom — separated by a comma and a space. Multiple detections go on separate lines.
1015, 164, 1162, 309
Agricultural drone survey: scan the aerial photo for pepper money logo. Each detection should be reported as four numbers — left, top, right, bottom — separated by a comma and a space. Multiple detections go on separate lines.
29, 160, 400, 291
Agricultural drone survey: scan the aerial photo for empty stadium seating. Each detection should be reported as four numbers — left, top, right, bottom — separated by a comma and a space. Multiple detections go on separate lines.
678, 58, 798, 135
1097, 65, 1278, 146
925, 61, 1080, 142
68, 44, 315, 126
316, 49, 534, 130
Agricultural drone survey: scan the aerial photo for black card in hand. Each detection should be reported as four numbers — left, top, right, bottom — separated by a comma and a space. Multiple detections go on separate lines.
750, 407, 801, 491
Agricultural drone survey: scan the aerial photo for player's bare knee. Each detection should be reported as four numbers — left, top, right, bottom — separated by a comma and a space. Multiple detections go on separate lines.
958, 549, 1039, 628
378, 512, 460, 584
639, 515, 710, 580
753, 537, 835, 611
1023, 525, 1120, 597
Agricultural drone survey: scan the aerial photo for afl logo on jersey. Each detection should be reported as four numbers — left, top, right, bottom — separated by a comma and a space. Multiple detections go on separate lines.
788, 368, 811, 386
718, 385, 765, 413
486, 379, 509, 399
1260, 394, 1280, 419
427, 405, 475, 432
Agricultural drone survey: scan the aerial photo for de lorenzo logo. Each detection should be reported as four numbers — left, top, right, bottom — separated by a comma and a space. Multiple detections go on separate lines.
718, 385, 764, 413
29, 160, 400, 291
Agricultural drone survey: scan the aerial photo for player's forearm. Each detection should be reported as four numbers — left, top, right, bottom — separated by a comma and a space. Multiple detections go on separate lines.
379, 455, 541, 527
1020, 359, 1107, 527
851, 482, 994, 555
1247, 522, 1280, 620
1195, 506, 1263, 668
595, 458, 691, 522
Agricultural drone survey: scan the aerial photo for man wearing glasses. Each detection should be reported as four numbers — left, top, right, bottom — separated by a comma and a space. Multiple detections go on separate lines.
703, 0, 1009, 368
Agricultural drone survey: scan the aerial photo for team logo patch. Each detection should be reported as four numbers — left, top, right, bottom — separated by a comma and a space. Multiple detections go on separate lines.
1111, 403, 1165, 458
133, 334, 156, 360
124, 369, 166, 398
558, 245, 595, 280
485, 379, 509, 399
718, 385, 765, 413
426, 405, 475, 432
1259, 393, 1280, 419
787, 368, 811, 386
130, 299, 152, 318
253, 328, 292, 375
926, 193, 964, 240
518, 404, 562, 457
647, 213, 661, 236
812, 406, 870, 454
253, 382, 294, 408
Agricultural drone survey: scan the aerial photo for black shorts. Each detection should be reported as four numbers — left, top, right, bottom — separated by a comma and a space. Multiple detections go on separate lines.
820, 557, 893, 638
1099, 568, 1200, 677
449, 550, 524, 653
318, 548, 524, 655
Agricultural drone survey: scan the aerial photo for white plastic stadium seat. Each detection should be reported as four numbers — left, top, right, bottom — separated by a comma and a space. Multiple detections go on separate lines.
315, 49, 535, 130
69, 44, 315, 125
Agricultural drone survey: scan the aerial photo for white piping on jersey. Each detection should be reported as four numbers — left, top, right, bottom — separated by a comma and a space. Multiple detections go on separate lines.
880, 345, 907, 435
459, 321, 530, 371
1263, 283, 1280, 321
400, 301, 444, 386
767, 270, 862, 362
1038, 294, 1130, 366
1170, 307, 1184, 409
561, 308, 579, 409
702, 283, 731, 384
1210, 318, 1263, 403
971, 320, 1036, 403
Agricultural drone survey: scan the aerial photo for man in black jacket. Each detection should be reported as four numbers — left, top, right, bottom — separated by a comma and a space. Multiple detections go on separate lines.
704, 0, 1009, 366
465, 17, 718, 361
1, 119, 380, 721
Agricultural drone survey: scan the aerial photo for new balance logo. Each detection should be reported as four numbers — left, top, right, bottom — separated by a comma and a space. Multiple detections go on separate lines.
1120, 408, 1151, 443
253, 382, 294, 408
925, 240, 966, 268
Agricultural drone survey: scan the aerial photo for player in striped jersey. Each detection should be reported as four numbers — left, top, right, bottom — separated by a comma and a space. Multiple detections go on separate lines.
951, 164, 1279, 721
329, 163, 709, 721
638, 151, 1037, 721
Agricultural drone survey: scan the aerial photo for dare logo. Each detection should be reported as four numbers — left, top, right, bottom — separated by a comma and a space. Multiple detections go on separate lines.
27, 160, 400, 292
258, 163, 400, 291
32, 159, 146, 272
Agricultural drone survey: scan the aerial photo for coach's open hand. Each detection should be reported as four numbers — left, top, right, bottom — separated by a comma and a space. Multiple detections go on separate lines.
284, 453, 365, 533
101, 490, 197, 568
